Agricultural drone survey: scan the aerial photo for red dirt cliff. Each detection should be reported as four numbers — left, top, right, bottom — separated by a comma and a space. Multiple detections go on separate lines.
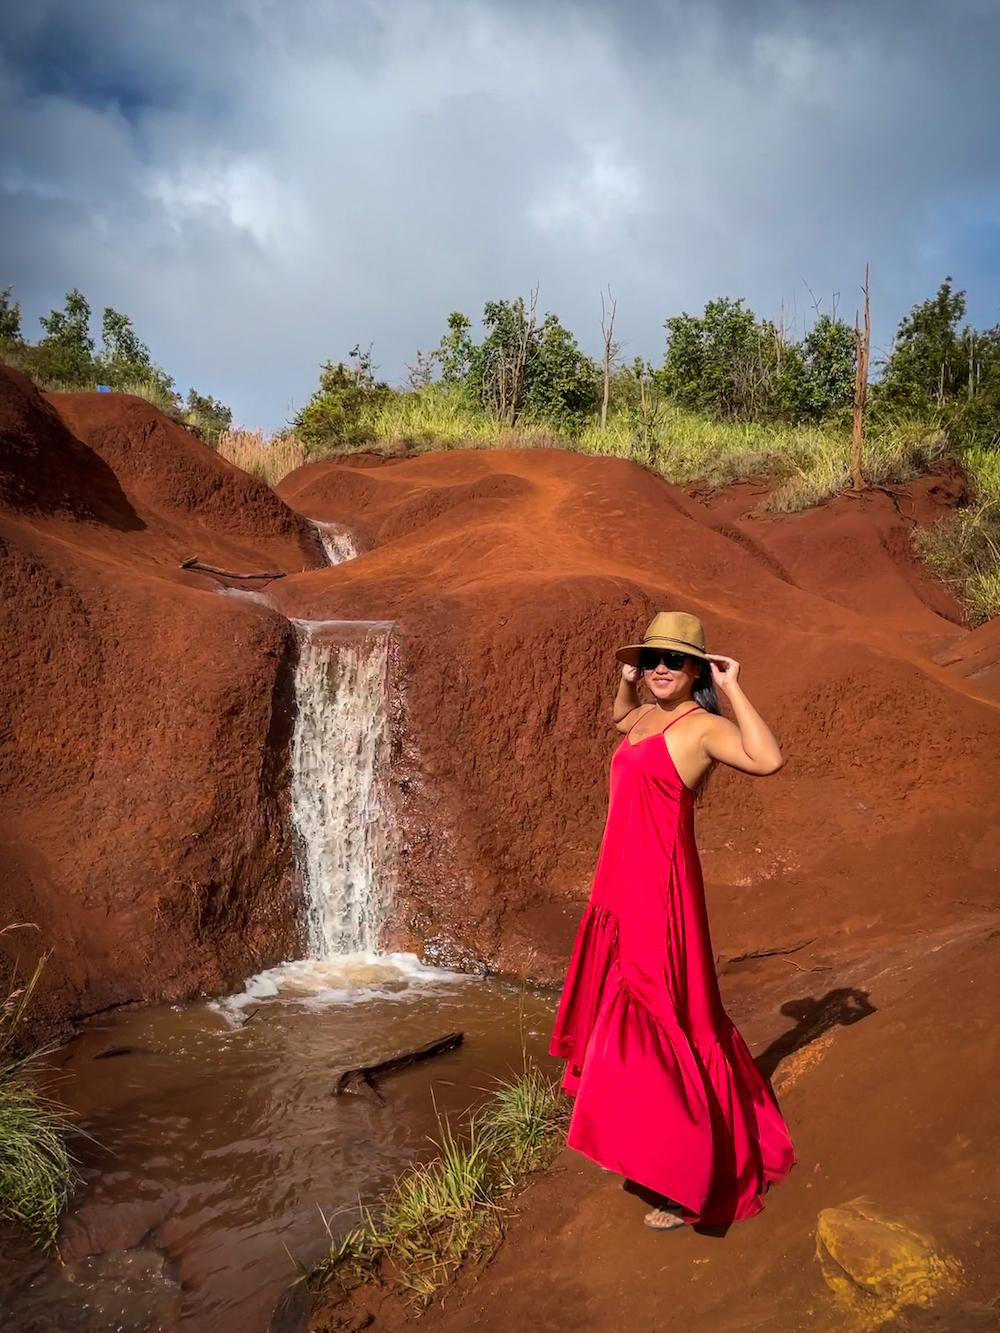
0, 368, 326, 1025
276, 449, 1000, 982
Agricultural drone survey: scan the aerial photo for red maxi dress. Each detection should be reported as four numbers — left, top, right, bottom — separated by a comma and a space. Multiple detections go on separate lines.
550, 708, 795, 1225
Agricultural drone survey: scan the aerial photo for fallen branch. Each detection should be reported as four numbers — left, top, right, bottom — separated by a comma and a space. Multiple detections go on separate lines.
333, 1031, 464, 1105
180, 557, 286, 582
726, 938, 815, 965
93, 1044, 154, 1059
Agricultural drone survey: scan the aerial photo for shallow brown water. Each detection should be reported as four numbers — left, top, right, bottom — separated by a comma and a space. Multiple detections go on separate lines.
13, 961, 558, 1333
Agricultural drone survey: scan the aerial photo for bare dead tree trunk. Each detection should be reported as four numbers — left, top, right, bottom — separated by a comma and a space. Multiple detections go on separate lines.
600, 286, 617, 429
969, 328, 975, 401
852, 264, 871, 492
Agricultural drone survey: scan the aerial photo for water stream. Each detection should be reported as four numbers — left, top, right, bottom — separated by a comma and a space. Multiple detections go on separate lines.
9, 553, 558, 1333
292, 620, 394, 958
311, 520, 358, 566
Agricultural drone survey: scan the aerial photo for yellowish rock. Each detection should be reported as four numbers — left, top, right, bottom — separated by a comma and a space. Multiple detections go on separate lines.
816, 1199, 962, 1329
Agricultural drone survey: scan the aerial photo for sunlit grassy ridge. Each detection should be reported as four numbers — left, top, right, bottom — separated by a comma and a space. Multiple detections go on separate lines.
228, 387, 946, 515
311, 1062, 567, 1304
914, 445, 1000, 624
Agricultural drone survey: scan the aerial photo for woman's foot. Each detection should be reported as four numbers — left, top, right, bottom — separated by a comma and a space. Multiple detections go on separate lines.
643, 1206, 686, 1231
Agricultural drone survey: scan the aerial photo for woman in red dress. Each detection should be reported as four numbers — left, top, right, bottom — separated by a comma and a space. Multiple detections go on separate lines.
550, 611, 795, 1230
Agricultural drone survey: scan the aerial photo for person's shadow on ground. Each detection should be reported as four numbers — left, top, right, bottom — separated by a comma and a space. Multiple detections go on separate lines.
623, 989, 877, 1236
755, 987, 877, 1080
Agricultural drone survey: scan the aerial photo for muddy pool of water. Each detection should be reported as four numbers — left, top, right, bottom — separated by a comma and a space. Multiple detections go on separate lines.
9, 959, 559, 1333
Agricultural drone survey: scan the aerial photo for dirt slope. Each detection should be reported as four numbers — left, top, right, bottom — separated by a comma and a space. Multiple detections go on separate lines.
312, 921, 1000, 1333
276, 449, 999, 982
0, 369, 326, 1024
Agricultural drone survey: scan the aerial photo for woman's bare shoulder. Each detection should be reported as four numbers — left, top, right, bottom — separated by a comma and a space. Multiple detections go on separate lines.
614, 702, 655, 735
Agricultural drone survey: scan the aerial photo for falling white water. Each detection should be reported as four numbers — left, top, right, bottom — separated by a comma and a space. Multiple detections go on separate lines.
290, 619, 395, 958
220, 614, 470, 1011
312, 520, 358, 565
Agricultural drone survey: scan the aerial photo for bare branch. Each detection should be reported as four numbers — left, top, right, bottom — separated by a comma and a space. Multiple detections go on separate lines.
852, 263, 871, 492
600, 286, 617, 429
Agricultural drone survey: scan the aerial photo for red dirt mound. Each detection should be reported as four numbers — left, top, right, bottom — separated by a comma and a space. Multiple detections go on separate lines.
0, 369, 326, 1025
0, 366, 137, 527
52, 391, 323, 566
936, 615, 1000, 701
282, 451, 998, 1332
315, 922, 1000, 1333
274, 448, 999, 984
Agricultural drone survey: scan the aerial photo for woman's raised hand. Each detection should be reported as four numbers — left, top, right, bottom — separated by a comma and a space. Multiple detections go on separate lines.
621, 662, 641, 684
707, 654, 741, 694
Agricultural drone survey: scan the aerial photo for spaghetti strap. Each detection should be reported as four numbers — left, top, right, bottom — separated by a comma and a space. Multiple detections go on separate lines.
661, 705, 702, 735
625, 707, 654, 736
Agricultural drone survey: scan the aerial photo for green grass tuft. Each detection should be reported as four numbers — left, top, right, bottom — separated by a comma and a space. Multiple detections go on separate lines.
913, 444, 1000, 625
0, 934, 77, 1248
312, 1062, 568, 1303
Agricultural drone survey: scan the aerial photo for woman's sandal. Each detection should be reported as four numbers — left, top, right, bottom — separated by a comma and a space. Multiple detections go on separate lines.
643, 1206, 687, 1231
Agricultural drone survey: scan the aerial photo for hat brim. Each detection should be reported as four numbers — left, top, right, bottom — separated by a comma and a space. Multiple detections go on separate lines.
616, 637, 709, 666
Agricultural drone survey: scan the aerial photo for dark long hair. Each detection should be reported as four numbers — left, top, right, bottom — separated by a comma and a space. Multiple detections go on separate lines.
692, 659, 720, 715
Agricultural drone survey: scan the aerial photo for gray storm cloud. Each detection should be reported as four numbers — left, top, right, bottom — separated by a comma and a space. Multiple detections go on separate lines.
1, 0, 998, 429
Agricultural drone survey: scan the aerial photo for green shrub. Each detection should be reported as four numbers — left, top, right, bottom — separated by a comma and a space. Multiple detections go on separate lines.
913, 444, 1000, 624
0, 935, 76, 1247
659, 297, 855, 423
293, 345, 392, 454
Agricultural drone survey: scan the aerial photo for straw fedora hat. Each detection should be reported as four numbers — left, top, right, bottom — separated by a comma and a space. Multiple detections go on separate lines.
616, 611, 709, 666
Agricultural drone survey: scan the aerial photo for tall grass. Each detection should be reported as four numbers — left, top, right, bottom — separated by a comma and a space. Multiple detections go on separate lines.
312, 1061, 567, 1303
290, 387, 946, 516
217, 429, 306, 487
914, 444, 1000, 624
0, 930, 76, 1247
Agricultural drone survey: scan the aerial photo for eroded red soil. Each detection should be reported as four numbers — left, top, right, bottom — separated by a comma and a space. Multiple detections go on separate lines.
276, 448, 1000, 984
4, 379, 1000, 1328
277, 448, 1000, 1330
0, 368, 326, 1025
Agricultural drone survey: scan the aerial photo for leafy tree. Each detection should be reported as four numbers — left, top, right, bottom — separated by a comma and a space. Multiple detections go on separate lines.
778, 315, 856, 420
521, 312, 597, 429
101, 307, 153, 369
34, 289, 95, 384
660, 297, 781, 420
294, 344, 391, 449
0, 282, 230, 441
877, 278, 969, 412
95, 305, 178, 405
433, 296, 597, 430
874, 277, 1000, 445
0, 286, 22, 344
184, 389, 233, 445
432, 312, 476, 386
659, 297, 857, 423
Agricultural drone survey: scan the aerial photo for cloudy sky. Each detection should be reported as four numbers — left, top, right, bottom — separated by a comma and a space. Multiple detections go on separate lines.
2, 0, 999, 430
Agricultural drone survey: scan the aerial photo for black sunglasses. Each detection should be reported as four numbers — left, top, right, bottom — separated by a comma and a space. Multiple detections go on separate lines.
639, 649, 691, 672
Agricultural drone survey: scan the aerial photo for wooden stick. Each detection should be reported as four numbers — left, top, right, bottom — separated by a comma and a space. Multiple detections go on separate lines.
852, 264, 871, 492
333, 1031, 465, 1104
180, 557, 286, 581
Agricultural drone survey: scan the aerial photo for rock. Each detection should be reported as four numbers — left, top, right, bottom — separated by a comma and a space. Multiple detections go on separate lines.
816, 1200, 962, 1328
59, 1195, 178, 1263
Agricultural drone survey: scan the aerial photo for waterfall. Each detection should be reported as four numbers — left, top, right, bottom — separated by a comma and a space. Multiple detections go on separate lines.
289, 620, 395, 957
312, 521, 358, 566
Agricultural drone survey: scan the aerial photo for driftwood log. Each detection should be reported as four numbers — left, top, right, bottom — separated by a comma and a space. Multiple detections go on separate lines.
180, 557, 286, 582
333, 1031, 464, 1105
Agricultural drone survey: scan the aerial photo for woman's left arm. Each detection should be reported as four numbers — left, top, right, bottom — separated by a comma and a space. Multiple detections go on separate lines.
701, 655, 784, 777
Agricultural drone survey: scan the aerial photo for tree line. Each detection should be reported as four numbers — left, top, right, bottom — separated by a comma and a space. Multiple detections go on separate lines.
293, 278, 1000, 452
0, 286, 232, 443
3, 276, 998, 453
